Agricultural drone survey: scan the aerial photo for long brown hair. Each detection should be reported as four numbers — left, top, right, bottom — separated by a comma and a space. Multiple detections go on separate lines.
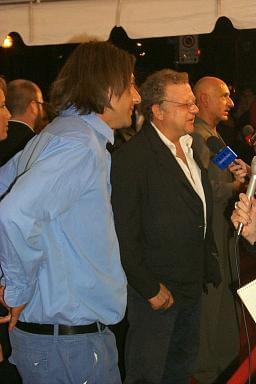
50, 41, 135, 115
0, 77, 7, 96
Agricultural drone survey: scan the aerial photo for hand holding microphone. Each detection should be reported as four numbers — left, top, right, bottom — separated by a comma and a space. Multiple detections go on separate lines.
206, 136, 248, 183
231, 192, 256, 243
229, 159, 249, 184
231, 155, 256, 240
206, 136, 237, 170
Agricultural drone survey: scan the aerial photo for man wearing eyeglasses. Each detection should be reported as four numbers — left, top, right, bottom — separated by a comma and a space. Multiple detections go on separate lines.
0, 79, 44, 166
111, 69, 221, 384
193, 77, 246, 384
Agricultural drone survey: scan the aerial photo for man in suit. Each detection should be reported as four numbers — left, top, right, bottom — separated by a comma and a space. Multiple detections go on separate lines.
111, 69, 221, 384
0, 79, 44, 166
193, 77, 247, 383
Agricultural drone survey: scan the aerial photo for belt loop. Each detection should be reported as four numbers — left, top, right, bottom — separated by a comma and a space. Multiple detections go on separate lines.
54, 324, 58, 337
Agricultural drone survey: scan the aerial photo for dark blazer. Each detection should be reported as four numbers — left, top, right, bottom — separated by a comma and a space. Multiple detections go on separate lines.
0, 120, 35, 166
111, 122, 221, 305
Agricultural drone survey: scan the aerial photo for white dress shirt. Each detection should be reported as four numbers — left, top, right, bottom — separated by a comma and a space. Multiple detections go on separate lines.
152, 123, 206, 234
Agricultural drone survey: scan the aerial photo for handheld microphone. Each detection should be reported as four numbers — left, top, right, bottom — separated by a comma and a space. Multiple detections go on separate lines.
206, 136, 237, 170
242, 124, 254, 137
237, 156, 256, 236
241, 124, 256, 147
242, 125, 255, 146
249, 132, 256, 146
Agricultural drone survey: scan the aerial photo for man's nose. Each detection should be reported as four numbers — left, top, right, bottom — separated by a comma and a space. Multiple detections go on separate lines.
228, 97, 234, 108
132, 86, 141, 105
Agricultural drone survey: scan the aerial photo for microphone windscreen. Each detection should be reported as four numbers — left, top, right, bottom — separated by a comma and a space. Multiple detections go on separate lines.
206, 136, 224, 154
206, 136, 237, 170
242, 124, 254, 136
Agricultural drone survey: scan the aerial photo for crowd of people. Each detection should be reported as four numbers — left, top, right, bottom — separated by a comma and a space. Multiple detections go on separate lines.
0, 40, 254, 384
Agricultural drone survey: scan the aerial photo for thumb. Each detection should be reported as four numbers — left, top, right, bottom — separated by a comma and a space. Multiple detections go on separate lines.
8, 305, 25, 331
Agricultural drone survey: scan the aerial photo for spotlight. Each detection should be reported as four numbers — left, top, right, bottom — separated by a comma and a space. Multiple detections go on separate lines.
2, 35, 13, 48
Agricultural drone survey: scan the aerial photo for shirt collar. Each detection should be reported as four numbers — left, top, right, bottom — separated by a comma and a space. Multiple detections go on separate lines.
60, 106, 114, 144
151, 121, 193, 152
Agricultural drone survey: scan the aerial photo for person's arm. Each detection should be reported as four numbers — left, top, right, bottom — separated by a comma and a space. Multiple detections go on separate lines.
0, 152, 21, 197
0, 139, 95, 320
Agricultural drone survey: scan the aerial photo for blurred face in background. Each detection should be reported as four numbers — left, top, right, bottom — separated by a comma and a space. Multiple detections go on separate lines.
31, 88, 45, 132
0, 89, 11, 141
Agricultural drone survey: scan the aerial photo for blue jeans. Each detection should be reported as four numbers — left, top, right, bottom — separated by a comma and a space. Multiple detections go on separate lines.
9, 326, 121, 384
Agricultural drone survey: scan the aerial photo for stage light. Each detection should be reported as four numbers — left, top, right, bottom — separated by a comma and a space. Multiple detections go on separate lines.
196, 48, 201, 56
2, 35, 13, 48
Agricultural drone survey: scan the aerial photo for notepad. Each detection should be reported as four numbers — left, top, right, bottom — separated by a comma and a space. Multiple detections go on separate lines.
237, 278, 256, 323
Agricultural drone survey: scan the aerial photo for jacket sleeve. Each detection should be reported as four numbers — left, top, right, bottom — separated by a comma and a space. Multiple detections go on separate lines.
111, 148, 160, 300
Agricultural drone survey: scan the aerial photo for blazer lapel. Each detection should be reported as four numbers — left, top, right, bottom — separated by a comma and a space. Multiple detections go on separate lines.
143, 123, 204, 211
192, 142, 212, 223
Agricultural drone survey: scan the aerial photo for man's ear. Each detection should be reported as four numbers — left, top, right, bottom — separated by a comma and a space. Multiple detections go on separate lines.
29, 100, 38, 116
107, 87, 113, 106
200, 93, 209, 108
152, 104, 164, 121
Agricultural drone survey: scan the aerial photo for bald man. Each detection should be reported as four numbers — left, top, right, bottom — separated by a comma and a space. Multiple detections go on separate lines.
192, 77, 244, 383
0, 79, 44, 166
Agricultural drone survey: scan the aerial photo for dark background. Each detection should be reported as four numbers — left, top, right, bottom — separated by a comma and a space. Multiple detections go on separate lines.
1, 17, 256, 99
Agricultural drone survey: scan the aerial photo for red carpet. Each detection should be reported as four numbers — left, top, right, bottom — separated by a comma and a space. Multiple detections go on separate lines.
227, 345, 256, 384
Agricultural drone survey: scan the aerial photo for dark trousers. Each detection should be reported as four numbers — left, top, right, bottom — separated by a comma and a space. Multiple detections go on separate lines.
124, 287, 201, 384
0, 304, 22, 384
0, 304, 11, 357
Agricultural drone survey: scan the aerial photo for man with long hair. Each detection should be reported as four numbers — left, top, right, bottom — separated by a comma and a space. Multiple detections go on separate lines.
0, 41, 140, 384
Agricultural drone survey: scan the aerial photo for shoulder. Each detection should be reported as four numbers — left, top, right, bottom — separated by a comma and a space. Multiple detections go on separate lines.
111, 128, 152, 184
194, 118, 212, 140
42, 115, 106, 157
113, 126, 141, 152
7, 121, 34, 138
112, 124, 154, 159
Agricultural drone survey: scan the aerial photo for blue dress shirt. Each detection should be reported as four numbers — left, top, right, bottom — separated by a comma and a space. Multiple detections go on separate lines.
0, 109, 127, 325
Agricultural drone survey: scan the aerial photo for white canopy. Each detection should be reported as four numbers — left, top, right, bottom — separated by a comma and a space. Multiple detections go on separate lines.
0, 0, 256, 46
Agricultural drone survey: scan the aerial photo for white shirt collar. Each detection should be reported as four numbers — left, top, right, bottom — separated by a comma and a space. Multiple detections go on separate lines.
151, 121, 192, 154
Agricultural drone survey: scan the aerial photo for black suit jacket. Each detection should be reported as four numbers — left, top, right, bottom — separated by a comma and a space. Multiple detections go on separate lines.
111, 122, 221, 304
0, 120, 35, 166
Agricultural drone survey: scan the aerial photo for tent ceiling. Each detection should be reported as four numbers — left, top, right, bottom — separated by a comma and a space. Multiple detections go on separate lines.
0, 0, 256, 46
